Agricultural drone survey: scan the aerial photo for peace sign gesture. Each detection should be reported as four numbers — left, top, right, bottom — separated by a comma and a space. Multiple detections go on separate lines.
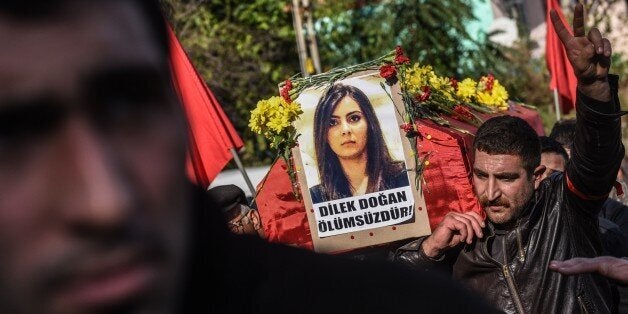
550, 3, 611, 101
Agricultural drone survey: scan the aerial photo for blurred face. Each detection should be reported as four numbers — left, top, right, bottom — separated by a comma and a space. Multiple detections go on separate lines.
225, 205, 264, 237
539, 152, 566, 181
326, 96, 368, 160
0, 2, 189, 314
473, 151, 541, 227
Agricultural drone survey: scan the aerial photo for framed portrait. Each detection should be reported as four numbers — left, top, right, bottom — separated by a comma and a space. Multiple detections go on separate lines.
292, 70, 431, 253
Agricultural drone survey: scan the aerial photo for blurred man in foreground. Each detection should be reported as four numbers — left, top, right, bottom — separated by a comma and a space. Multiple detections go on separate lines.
0, 1, 189, 312
0, 1, 499, 313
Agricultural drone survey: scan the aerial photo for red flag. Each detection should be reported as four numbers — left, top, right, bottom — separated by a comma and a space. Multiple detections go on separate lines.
546, 0, 577, 114
168, 26, 244, 188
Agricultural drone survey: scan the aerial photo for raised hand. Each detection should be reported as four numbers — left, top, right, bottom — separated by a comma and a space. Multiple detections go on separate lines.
421, 211, 485, 258
550, 3, 611, 101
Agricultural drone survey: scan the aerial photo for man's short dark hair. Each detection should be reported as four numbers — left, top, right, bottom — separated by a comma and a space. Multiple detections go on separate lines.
539, 136, 569, 163
474, 116, 540, 175
549, 118, 576, 148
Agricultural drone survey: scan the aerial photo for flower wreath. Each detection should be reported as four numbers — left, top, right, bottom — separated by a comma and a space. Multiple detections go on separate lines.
249, 47, 510, 198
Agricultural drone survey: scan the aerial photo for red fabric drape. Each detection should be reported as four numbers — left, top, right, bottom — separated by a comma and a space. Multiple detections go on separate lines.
167, 26, 244, 187
257, 159, 314, 249
546, 0, 577, 114
416, 120, 484, 229
475, 103, 545, 136
505, 103, 545, 136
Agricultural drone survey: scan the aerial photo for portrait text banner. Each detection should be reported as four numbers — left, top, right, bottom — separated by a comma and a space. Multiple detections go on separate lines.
313, 186, 415, 237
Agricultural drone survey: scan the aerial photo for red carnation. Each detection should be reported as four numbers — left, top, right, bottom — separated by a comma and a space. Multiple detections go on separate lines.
485, 74, 494, 91
280, 79, 293, 103
395, 46, 405, 57
394, 46, 410, 65
379, 64, 397, 79
400, 122, 414, 133
415, 86, 431, 102
453, 105, 473, 121
395, 54, 410, 65
401, 122, 419, 138
450, 78, 458, 90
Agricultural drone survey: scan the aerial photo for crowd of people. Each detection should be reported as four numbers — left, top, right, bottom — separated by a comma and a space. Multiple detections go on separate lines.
0, 0, 625, 313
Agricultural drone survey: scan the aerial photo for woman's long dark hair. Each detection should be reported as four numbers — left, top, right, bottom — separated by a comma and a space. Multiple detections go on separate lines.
313, 83, 403, 200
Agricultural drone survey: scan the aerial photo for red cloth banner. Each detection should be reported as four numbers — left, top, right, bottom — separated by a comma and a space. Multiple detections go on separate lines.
546, 0, 577, 114
168, 26, 244, 188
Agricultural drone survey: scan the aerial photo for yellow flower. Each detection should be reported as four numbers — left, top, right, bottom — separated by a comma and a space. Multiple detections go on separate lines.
248, 96, 303, 139
492, 81, 509, 101
429, 75, 448, 90
475, 80, 509, 109
456, 78, 476, 102
402, 63, 435, 94
429, 75, 455, 102
475, 91, 495, 106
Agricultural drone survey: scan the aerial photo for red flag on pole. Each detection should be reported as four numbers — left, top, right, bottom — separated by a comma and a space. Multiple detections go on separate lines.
546, 0, 577, 114
167, 26, 244, 188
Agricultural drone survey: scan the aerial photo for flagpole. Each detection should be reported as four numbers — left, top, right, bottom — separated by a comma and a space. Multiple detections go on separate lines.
292, 0, 309, 76
229, 148, 257, 198
553, 88, 561, 121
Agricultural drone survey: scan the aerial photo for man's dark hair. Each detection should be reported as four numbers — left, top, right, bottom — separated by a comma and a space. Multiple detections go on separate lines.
474, 116, 540, 175
0, 0, 169, 57
549, 118, 576, 148
539, 136, 569, 163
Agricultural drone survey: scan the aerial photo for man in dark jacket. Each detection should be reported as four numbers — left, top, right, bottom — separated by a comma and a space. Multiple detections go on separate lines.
395, 4, 623, 313
538, 136, 627, 257
549, 118, 628, 247
0, 1, 499, 313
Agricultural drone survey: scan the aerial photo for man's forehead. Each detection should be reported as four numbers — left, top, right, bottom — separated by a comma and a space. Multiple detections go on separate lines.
0, 1, 162, 102
541, 152, 566, 170
473, 150, 525, 173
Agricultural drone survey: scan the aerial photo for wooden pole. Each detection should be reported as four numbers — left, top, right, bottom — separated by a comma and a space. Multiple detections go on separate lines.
291, 0, 309, 76
229, 148, 257, 198
303, 0, 321, 74
553, 88, 561, 121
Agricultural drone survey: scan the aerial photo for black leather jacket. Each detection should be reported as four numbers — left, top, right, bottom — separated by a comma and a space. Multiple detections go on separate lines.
395, 76, 624, 314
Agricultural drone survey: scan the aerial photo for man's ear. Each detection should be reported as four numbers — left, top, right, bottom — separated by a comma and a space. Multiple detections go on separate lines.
249, 209, 265, 238
533, 165, 546, 190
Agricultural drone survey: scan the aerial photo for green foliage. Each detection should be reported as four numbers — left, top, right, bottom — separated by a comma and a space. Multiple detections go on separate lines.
161, 0, 299, 165
314, 0, 504, 78
495, 39, 552, 107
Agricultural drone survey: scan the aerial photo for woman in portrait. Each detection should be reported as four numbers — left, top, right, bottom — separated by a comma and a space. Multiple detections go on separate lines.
310, 83, 409, 203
